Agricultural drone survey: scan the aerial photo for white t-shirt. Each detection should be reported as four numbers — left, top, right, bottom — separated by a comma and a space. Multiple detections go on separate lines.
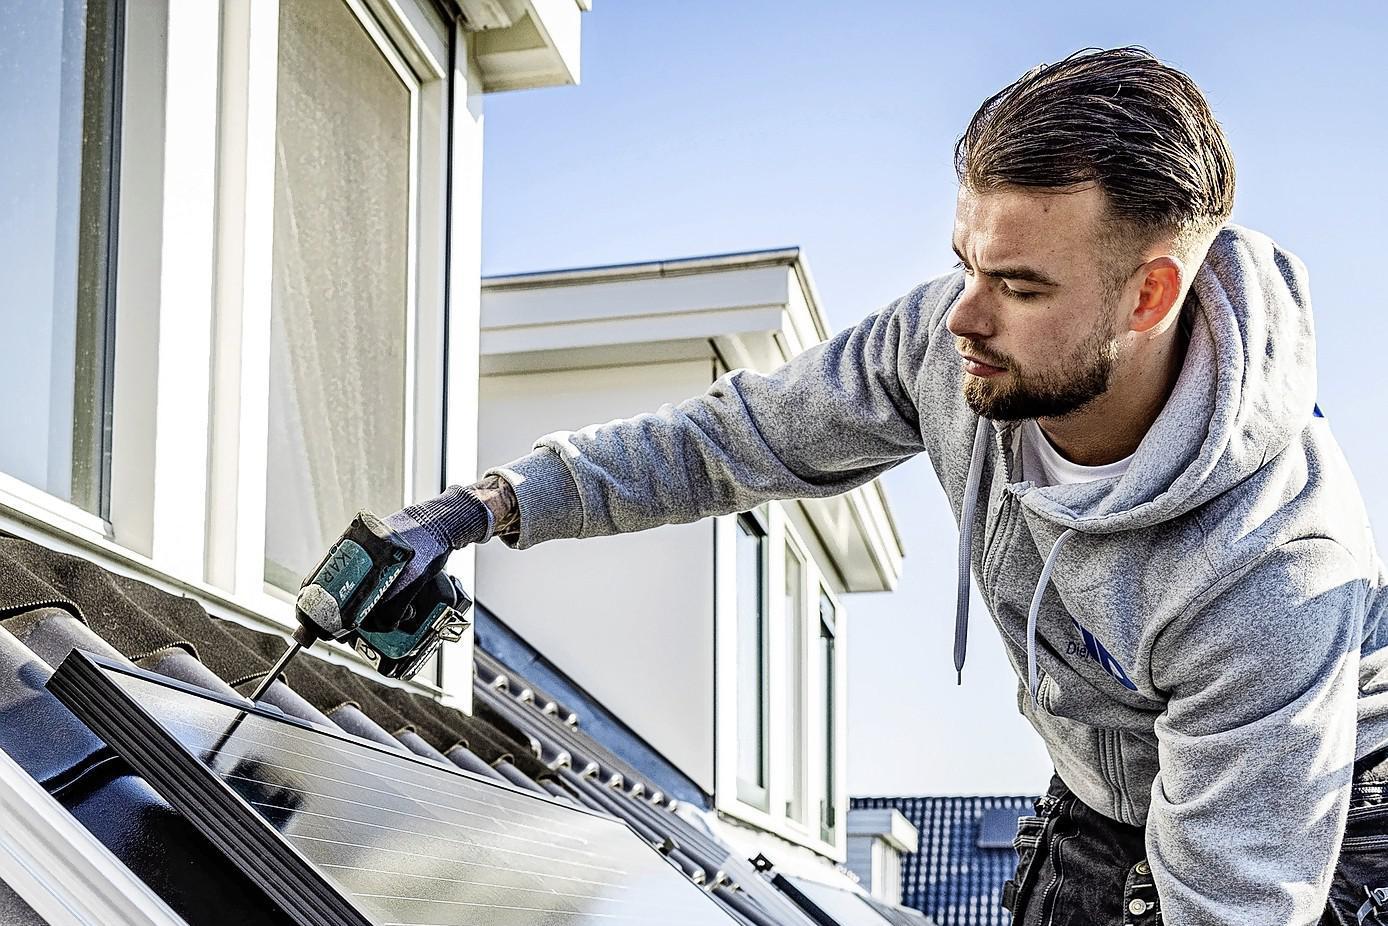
1016, 419, 1133, 487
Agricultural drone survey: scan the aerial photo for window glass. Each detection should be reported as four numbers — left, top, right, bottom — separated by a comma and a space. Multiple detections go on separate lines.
736, 515, 768, 808
264, 0, 412, 589
819, 590, 837, 842
0, 0, 119, 514
785, 544, 807, 823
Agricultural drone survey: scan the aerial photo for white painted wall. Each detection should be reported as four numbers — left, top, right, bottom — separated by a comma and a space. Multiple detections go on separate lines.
477, 359, 718, 792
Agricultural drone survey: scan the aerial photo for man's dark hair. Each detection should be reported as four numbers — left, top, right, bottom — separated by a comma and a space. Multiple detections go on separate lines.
955, 46, 1236, 261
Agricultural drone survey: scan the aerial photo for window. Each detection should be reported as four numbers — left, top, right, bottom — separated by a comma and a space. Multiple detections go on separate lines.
784, 542, 807, 824
263, 0, 416, 590
736, 513, 769, 809
0, 0, 460, 701
718, 510, 846, 852
0, 0, 121, 515
819, 588, 837, 843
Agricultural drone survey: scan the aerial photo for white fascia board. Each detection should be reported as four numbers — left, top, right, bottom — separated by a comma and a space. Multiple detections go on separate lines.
456, 0, 524, 31
483, 263, 795, 332
480, 338, 715, 376
485, 303, 785, 358
787, 254, 831, 345
484, 247, 803, 288
0, 749, 190, 926
471, 0, 583, 92
791, 487, 902, 594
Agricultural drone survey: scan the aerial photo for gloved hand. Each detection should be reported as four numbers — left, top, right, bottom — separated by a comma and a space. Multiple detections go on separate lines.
297, 483, 506, 643
379, 485, 494, 609
290, 499, 483, 680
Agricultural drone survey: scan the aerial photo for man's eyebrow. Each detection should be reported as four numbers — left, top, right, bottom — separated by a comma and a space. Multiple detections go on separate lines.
951, 242, 1061, 288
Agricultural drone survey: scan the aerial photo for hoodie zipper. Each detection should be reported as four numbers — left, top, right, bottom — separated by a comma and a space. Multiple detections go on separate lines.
979, 426, 1019, 603
981, 494, 1018, 607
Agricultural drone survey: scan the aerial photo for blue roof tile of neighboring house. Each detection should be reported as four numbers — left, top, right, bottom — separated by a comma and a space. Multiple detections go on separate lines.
850, 795, 1038, 926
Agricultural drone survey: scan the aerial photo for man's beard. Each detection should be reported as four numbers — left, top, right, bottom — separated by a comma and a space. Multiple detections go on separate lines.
960, 311, 1121, 421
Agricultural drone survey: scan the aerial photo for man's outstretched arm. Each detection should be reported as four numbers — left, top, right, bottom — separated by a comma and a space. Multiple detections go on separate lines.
476, 276, 951, 549
333, 272, 956, 613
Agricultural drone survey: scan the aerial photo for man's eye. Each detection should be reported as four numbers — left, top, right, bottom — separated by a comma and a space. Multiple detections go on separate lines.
1003, 285, 1040, 300
953, 260, 973, 276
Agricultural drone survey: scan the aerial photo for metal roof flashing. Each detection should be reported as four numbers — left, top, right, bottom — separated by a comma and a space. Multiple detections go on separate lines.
481, 249, 904, 592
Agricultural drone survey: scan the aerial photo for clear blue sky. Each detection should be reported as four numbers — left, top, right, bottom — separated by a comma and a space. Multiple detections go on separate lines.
482, 1, 1388, 795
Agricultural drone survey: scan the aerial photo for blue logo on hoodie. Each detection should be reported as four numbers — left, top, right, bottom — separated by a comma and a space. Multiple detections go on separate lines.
1071, 618, 1138, 691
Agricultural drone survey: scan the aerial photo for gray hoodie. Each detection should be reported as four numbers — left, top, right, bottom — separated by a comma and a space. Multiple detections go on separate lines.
487, 225, 1388, 925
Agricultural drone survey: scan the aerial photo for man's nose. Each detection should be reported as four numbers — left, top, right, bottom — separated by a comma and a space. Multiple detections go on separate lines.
945, 280, 995, 341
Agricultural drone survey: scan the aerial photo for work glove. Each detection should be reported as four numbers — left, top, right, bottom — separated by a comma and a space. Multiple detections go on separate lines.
295, 486, 493, 646
378, 485, 494, 607
291, 503, 480, 679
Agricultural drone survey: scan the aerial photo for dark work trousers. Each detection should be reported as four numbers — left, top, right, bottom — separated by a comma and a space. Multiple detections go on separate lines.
1003, 748, 1388, 925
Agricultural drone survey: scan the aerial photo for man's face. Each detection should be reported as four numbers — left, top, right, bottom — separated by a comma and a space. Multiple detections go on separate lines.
946, 184, 1137, 421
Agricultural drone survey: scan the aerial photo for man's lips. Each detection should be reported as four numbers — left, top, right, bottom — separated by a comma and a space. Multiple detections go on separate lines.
961, 354, 1007, 377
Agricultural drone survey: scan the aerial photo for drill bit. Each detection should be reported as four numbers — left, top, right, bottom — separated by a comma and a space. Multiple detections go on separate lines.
249, 639, 303, 703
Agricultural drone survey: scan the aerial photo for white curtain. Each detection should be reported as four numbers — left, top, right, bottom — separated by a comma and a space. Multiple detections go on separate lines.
264, 0, 411, 588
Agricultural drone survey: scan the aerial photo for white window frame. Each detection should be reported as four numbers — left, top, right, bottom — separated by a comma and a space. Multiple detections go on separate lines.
0, 0, 463, 698
732, 507, 771, 811
210, 0, 450, 616
715, 501, 847, 859
813, 580, 844, 851
781, 530, 810, 831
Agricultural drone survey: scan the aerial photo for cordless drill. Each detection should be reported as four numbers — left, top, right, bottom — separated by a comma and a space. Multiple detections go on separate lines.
250, 511, 472, 700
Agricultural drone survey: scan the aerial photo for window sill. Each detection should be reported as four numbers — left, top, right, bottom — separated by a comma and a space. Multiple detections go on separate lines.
715, 792, 844, 862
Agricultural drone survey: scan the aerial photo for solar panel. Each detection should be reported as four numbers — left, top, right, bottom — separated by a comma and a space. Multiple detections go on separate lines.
47, 650, 741, 926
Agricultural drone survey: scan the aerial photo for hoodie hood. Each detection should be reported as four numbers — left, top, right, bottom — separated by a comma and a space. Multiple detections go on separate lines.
1011, 223, 1318, 534
952, 224, 1321, 696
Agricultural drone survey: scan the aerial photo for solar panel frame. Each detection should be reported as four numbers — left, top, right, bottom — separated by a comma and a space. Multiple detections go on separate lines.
782, 878, 905, 926
46, 649, 730, 926
48, 650, 373, 926
761, 873, 838, 926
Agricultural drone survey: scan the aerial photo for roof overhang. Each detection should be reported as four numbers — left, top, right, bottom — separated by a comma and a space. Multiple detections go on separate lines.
456, 0, 585, 92
481, 249, 905, 593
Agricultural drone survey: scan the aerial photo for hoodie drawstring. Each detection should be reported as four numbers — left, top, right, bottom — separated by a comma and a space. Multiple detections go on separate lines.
954, 418, 992, 684
1027, 528, 1076, 707
952, 415, 1078, 708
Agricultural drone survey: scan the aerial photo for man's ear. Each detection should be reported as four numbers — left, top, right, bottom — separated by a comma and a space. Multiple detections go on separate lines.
1130, 257, 1184, 334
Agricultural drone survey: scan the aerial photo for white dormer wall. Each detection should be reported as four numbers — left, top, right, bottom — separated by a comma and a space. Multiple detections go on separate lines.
477, 250, 903, 860
477, 357, 721, 790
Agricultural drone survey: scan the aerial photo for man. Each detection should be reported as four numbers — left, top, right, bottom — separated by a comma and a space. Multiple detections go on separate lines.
345, 48, 1388, 924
